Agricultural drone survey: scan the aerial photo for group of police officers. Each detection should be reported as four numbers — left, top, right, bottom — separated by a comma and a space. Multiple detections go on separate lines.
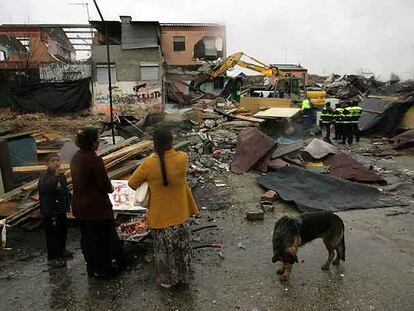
319, 100, 362, 144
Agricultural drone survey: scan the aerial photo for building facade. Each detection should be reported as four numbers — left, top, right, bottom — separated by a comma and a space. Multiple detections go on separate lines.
0, 25, 76, 65
0, 25, 81, 108
270, 63, 308, 85
160, 23, 226, 65
160, 23, 226, 99
90, 17, 163, 114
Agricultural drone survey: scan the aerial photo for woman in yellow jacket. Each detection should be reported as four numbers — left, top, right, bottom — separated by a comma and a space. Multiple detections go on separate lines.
128, 127, 198, 288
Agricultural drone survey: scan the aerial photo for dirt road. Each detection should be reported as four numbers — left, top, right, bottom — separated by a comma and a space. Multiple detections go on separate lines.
1, 161, 413, 311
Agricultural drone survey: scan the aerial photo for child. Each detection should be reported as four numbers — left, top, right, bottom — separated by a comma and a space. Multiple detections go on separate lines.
38, 153, 72, 268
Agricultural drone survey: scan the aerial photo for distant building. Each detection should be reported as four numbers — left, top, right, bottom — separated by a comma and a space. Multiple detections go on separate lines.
0, 24, 90, 108
160, 23, 226, 98
160, 23, 226, 65
270, 63, 308, 85
90, 16, 164, 114
0, 24, 76, 65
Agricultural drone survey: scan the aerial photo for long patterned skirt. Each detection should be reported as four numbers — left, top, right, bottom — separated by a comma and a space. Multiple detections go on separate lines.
152, 224, 192, 285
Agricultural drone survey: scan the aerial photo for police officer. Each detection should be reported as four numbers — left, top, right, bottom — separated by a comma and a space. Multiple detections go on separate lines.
320, 102, 334, 140
333, 102, 344, 140
341, 102, 353, 144
350, 100, 362, 142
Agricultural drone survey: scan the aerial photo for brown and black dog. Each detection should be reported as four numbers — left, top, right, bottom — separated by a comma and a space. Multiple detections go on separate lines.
272, 211, 345, 282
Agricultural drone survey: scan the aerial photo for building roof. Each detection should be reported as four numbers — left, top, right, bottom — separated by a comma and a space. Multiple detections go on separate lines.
0, 34, 27, 52
160, 23, 224, 27
271, 64, 307, 71
0, 24, 90, 29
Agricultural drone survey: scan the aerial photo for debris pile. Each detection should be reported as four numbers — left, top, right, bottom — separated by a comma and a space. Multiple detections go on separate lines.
0, 137, 153, 229
323, 74, 414, 99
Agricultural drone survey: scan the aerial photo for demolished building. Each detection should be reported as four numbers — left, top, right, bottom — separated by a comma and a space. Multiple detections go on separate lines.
161, 23, 226, 102
0, 24, 92, 110
90, 17, 164, 114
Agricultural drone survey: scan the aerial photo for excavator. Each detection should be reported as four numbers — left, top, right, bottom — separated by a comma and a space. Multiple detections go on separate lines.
206, 51, 326, 105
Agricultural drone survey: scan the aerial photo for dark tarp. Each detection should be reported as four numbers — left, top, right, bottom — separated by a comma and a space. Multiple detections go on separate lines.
11, 78, 91, 114
359, 96, 414, 136
258, 167, 403, 212
272, 139, 310, 159
388, 129, 414, 150
268, 158, 289, 170
231, 128, 276, 174
324, 152, 386, 185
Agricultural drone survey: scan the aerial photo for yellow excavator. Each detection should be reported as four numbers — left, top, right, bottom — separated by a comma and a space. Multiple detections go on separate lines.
208, 51, 326, 105
209, 52, 288, 80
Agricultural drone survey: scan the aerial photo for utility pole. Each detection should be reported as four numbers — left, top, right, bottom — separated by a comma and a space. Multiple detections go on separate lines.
92, 0, 115, 145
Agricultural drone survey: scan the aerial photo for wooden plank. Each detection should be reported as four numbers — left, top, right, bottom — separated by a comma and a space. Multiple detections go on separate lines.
13, 163, 70, 173
0, 202, 17, 217
254, 108, 301, 119
232, 114, 265, 123
103, 141, 153, 165
240, 97, 292, 114
98, 136, 141, 157
0, 130, 38, 140
37, 149, 61, 154
0, 137, 144, 203
108, 160, 142, 179
0, 138, 154, 226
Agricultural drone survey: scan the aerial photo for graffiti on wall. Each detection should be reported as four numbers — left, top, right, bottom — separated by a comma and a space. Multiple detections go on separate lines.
94, 81, 162, 114
39, 63, 91, 82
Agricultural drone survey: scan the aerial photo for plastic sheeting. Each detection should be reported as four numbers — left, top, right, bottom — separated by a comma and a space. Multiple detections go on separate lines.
11, 78, 91, 114
258, 167, 403, 212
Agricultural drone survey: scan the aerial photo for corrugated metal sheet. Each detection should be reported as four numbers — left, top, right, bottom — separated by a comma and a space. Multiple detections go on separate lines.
140, 62, 159, 81
121, 23, 159, 49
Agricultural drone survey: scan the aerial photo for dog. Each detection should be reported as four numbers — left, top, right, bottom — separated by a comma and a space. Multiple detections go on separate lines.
272, 211, 345, 282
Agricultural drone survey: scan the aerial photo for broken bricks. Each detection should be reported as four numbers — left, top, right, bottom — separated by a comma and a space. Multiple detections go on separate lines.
246, 208, 264, 221
260, 190, 278, 204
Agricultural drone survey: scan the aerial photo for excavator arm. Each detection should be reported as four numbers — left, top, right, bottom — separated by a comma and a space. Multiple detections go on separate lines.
209, 52, 288, 79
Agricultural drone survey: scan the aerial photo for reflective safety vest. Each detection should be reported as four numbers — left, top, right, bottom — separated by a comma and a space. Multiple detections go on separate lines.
301, 99, 311, 111
320, 107, 333, 124
342, 107, 352, 123
349, 106, 362, 124
333, 107, 344, 123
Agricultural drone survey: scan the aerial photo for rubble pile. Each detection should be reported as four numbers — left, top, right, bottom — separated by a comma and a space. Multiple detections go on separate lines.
323, 74, 414, 99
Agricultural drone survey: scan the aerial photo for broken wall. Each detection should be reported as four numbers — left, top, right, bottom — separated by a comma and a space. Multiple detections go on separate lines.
160, 25, 226, 65
39, 63, 91, 82
93, 81, 162, 115
91, 44, 163, 114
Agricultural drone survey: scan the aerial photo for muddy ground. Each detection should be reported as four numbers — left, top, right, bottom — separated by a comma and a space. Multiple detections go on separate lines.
0, 145, 413, 311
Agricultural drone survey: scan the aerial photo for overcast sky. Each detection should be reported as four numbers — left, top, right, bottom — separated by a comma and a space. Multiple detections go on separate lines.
1, 0, 414, 80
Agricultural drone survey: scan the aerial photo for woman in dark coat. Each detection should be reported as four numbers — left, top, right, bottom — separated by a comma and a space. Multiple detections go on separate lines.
70, 128, 123, 278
